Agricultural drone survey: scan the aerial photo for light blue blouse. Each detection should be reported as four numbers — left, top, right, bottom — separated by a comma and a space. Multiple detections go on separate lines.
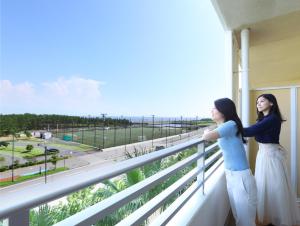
216, 120, 249, 171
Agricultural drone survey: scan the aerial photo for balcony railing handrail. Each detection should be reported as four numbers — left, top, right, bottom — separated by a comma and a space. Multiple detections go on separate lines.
0, 138, 205, 221
150, 149, 223, 226
53, 151, 204, 225
53, 143, 220, 226
116, 149, 223, 226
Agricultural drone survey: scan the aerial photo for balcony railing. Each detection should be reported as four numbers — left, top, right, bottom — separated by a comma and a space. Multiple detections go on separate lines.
0, 138, 222, 226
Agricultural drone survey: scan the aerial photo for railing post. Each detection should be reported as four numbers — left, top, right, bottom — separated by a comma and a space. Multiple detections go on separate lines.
2, 219, 9, 226
197, 142, 205, 195
9, 209, 30, 226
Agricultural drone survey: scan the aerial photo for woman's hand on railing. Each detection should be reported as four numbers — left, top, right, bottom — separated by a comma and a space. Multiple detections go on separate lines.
202, 129, 220, 141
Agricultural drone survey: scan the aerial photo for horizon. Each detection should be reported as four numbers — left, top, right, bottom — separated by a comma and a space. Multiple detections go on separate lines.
0, 113, 212, 121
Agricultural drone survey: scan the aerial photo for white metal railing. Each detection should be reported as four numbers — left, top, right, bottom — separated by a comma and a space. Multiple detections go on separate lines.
0, 138, 222, 226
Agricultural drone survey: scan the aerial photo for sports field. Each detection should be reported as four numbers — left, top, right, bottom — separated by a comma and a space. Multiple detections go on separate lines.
53, 126, 187, 149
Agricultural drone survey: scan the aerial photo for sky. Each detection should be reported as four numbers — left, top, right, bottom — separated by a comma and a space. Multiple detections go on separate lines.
0, 0, 227, 118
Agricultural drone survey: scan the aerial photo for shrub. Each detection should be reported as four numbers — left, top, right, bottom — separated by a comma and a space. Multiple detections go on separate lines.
0, 166, 9, 172
13, 160, 20, 167
0, 141, 9, 147
25, 131, 32, 137
26, 144, 34, 151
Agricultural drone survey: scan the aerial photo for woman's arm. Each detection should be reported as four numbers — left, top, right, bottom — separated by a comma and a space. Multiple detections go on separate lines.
202, 129, 220, 141
243, 115, 275, 137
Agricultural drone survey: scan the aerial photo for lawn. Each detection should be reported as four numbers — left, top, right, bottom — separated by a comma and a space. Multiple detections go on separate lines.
47, 143, 93, 152
0, 138, 94, 159
0, 167, 68, 187
54, 126, 183, 149
0, 145, 44, 158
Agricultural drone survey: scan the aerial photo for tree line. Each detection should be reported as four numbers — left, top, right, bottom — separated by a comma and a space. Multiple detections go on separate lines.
0, 114, 130, 136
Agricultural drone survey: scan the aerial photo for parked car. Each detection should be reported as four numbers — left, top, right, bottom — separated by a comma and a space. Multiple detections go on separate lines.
46, 148, 59, 154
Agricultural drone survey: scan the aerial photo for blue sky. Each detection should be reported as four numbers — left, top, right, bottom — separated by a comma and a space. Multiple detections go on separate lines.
0, 0, 226, 118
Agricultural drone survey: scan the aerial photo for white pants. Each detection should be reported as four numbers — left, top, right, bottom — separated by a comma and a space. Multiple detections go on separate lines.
225, 169, 257, 226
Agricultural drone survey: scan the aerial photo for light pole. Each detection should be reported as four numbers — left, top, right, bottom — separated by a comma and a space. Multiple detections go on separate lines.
168, 118, 171, 137
124, 124, 127, 152
44, 144, 47, 184
180, 116, 183, 138
141, 116, 144, 141
101, 113, 107, 149
152, 115, 155, 148
114, 120, 117, 146
43, 136, 51, 184
94, 121, 97, 148
71, 121, 74, 141
172, 117, 177, 135
160, 118, 163, 137
11, 133, 15, 182
129, 118, 132, 144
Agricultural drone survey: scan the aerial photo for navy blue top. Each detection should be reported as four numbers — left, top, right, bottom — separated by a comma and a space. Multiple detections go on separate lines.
243, 113, 281, 144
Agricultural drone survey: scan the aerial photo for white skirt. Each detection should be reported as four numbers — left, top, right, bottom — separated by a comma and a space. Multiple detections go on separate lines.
255, 143, 300, 226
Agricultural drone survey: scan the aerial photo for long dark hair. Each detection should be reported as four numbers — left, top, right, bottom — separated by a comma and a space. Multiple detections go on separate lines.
256, 94, 285, 122
214, 98, 246, 143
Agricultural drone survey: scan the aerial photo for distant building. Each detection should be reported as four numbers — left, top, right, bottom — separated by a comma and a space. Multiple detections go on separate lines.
31, 131, 52, 139
31, 131, 41, 138
42, 132, 52, 139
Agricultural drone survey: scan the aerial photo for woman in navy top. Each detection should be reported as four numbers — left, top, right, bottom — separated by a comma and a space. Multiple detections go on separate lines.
202, 98, 257, 226
244, 93, 300, 226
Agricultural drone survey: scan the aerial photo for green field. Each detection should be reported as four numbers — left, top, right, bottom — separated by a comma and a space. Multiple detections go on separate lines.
0, 167, 68, 187
0, 145, 44, 158
46, 143, 93, 152
53, 126, 186, 149
0, 139, 94, 160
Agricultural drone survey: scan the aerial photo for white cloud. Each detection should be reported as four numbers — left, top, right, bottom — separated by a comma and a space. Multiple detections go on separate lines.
0, 80, 36, 101
0, 77, 104, 115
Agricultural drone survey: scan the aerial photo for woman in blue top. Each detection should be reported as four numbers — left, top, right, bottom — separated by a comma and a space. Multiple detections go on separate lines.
202, 98, 257, 226
244, 94, 300, 226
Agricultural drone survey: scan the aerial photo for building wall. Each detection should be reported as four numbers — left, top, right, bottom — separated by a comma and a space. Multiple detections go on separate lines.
248, 32, 300, 90
251, 79, 300, 89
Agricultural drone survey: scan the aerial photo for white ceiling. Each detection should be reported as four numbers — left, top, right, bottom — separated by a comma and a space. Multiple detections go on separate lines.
211, 0, 300, 88
211, 0, 300, 30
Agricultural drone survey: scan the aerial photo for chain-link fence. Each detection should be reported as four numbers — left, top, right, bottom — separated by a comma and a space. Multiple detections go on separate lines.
46, 116, 212, 149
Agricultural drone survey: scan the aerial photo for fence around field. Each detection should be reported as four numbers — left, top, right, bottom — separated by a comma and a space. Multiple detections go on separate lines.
49, 117, 212, 149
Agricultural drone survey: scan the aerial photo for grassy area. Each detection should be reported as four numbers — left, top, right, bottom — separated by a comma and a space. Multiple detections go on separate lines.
0, 137, 42, 143
0, 145, 44, 158
0, 167, 68, 187
197, 122, 215, 127
0, 138, 95, 159
54, 127, 183, 148
48, 143, 93, 152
